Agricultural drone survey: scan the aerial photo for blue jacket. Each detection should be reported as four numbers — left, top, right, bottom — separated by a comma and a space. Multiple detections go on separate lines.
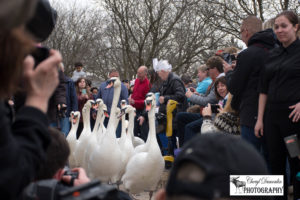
65, 76, 78, 116
196, 77, 212, 94
96, 81, 128, 113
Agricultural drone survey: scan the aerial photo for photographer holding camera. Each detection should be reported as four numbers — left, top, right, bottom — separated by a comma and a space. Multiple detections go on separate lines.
0, 0, 63, 199
201, 77, 240, 135
23, 128, 90, 200
23, 128, 131, 200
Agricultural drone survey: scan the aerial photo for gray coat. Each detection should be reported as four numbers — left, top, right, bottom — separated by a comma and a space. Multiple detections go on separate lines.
189, 83, 218, 106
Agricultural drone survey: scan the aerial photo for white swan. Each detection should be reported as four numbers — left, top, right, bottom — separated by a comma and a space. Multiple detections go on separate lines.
74, 99, 94, 167
122, 92, 165, 194
117, 103, 135, 180
89, 77, 123, 183
120, 100, 145, 148
82, 99, 106, 173
66, 111, 80, 168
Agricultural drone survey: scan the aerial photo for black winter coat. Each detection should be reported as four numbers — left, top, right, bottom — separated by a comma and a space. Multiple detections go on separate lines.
0, 101, 50, 200
225, 29, 277, 127
158, 72, 187, 114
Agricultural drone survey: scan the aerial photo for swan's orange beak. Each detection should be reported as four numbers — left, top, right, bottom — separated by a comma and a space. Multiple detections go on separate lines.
145, 102, 152, 112
72, 116, 78, 124
106, 81, 113, 88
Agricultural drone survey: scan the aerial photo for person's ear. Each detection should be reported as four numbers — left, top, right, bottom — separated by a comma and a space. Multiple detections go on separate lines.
155, 189, 167, 200
53, 168, 65, 180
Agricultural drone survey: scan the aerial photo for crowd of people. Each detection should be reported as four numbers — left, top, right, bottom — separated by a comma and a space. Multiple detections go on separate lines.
1, 0, 300, 199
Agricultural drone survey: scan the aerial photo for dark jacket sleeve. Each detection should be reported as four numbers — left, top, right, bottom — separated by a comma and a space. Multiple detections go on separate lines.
163, 79, 186, 104
54, 70, 67, 105
226, 51, 253, 96
0, 102, 50, 200
70, 81, 78, 112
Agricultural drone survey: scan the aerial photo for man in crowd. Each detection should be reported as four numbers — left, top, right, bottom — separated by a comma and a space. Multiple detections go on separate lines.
59, 63, 78, 136
96, 68, 128, 138
176, 56, 223, 146
128, 66, 150, 142
71, 62, 86, 82
224, 16, 276, 160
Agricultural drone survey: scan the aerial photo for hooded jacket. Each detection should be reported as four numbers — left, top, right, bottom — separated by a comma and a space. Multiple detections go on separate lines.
225, 29, 277, 127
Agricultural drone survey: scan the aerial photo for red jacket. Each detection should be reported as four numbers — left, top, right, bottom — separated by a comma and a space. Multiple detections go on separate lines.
131, 78, 150, 110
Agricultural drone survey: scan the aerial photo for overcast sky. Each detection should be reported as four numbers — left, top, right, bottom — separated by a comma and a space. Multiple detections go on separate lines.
50, 0, 93, 8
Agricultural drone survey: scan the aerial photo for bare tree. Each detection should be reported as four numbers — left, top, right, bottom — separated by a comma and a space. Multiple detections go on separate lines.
46, 0, 300, 81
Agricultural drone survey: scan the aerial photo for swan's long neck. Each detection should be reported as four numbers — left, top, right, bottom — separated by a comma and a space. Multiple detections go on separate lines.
69, 120, 79, 140
92, 107, 103, 134
120, 113, 126, 139
147, 104, 156, 144
106, 85, 121, 133
128, 111, 135, 138
82, 106, 92, 133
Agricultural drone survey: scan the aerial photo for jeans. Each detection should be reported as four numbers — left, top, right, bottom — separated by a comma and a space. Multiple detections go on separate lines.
241, 125, 270, 170
60, 117, 71, 137
176, 112, 203, 147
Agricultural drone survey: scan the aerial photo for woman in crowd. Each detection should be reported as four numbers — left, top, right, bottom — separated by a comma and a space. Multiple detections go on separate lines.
255, 10, 300, 199
0, 0, 62, 198
75, 77, 94, 138
196, 65, 212, 94
201, 77, 239, 135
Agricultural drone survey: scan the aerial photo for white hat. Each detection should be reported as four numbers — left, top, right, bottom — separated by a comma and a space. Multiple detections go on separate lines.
153, 58, 172, 72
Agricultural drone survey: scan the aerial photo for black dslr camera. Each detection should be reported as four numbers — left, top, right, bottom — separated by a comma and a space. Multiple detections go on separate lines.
58, 104, 67, 119
222, 53, 236, 65
31, 46, 50, 68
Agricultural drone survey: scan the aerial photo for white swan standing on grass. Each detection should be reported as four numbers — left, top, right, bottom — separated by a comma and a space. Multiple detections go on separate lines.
66, 111, 80, 168
89, 77, 124, 183
74, 99, 94, 167
122, 92, 164, 195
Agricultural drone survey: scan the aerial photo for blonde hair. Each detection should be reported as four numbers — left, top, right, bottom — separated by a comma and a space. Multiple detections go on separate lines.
263, 18, 275, 30
223, 46, 239, 54
197, 64, 208, 72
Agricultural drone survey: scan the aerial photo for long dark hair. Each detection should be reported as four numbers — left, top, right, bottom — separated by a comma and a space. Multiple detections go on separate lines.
0, 28, 34, 98
75, 77, 91, 96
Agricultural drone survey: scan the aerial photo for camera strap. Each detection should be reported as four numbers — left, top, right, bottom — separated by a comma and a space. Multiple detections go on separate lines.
23, 179, 59, 200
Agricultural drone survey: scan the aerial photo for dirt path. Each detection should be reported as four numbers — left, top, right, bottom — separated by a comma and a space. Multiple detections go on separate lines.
119, 170, 170, 200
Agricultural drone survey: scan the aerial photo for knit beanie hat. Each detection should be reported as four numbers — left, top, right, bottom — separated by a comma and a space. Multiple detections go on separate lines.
214, 112, 240, 135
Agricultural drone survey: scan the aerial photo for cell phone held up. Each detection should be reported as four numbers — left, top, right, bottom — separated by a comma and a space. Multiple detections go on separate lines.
31, 46, 50, 68
81, 89, 87, 95
211, 104, 220, 113
284, 134, 300, 158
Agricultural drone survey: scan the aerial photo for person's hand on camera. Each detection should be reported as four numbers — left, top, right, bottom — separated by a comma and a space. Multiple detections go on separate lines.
185, 88, 193, 98
57, 103, 67, 111
62, 168, 90, 187
24, 50, 62, 113
202, 104, 212, 117
218, 105, 224, 113
222, 60, 233, 73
